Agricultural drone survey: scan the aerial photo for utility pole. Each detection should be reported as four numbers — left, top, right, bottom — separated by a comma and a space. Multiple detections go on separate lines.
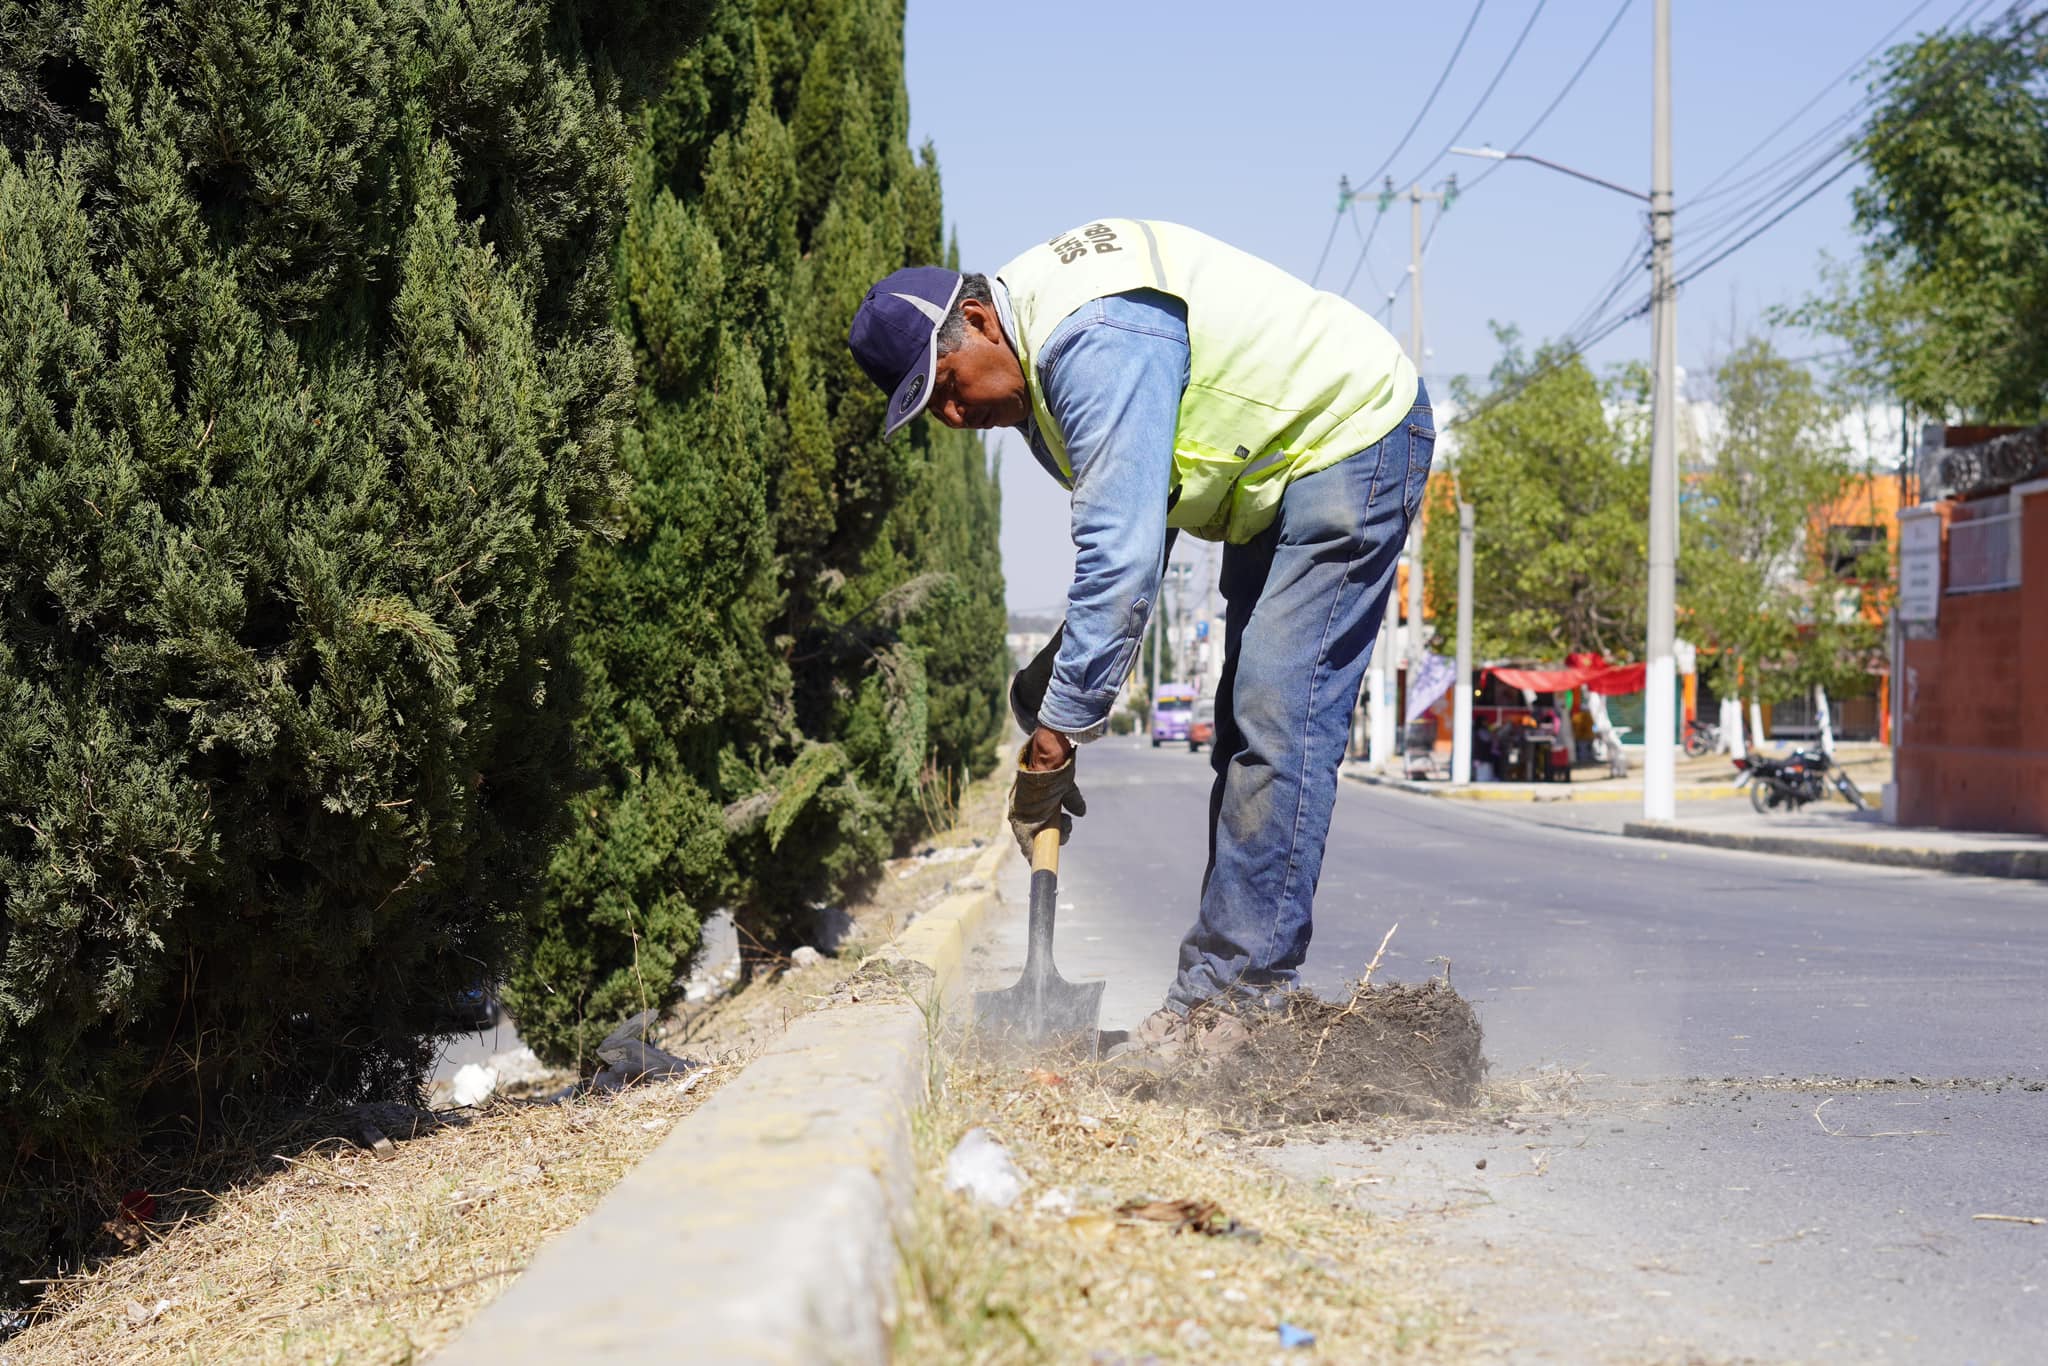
1643, 0, 1678, 820
1149, 579, 1163, 730
1453, 502, 1475, 783
1368, 611, 1396, 766
1366, 174, 1454, 761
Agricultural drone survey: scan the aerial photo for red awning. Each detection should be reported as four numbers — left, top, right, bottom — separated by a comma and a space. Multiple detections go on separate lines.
1483, 662, 1647, 697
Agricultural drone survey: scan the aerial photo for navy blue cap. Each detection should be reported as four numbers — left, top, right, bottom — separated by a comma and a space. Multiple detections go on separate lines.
847, 266, 964, 436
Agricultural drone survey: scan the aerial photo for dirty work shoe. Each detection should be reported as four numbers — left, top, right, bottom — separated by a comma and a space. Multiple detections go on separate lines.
1119, 1004, 1252, 1061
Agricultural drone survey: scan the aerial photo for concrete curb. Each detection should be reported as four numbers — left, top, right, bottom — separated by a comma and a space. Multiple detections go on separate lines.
453, 835, 1010, 1364
1622, 820, 2048, 881
1343, 770, 1746, 804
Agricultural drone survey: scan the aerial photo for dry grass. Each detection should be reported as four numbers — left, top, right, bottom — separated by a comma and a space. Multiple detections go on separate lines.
894, 1053, 1474, 1363
1, 1072, 724, 1365
4, 763, 1015, 1365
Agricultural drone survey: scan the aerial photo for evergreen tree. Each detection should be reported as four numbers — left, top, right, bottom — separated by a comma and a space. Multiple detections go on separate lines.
508, 0, 1007, 1065
0, 0, 698, 1277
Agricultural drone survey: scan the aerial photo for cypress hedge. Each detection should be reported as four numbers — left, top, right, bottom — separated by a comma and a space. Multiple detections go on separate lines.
505, 0, 1008, 1065
0, 0, 699, 1277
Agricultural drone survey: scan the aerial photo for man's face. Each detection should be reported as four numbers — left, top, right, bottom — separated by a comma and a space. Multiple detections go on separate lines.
929, 298, 1029, 430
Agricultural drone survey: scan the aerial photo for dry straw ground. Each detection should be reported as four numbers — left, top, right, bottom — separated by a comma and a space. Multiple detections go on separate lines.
5, 777, 1008, 1364
897, 941, 1499, 1363
895, 1053, 1475, 1363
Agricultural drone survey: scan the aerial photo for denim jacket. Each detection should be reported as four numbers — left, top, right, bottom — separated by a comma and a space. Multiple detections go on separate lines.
998, 285, 1190, 740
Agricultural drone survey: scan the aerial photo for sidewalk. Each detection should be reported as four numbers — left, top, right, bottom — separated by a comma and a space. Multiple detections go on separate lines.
1344, 747, 2048, 881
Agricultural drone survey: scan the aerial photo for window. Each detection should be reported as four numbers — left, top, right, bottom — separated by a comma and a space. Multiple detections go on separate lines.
1947, 500, 2020, 594
1826, 524, 1887, 579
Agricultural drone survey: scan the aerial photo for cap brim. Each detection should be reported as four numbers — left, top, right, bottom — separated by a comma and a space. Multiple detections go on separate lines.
881, 276, 963, 437
883, 329, 938, 437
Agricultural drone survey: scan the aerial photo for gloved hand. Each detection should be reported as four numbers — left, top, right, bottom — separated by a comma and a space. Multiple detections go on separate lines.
1008, 624, 1064, 734
1007, 739, 1085, 860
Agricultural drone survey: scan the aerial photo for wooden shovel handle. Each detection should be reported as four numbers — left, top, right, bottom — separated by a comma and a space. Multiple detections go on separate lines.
1031, 824, 1061, 874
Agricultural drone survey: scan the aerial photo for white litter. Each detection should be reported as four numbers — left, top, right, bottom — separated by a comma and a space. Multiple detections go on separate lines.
449, 1063, 499, 1107
943, 1127, 1028, 1209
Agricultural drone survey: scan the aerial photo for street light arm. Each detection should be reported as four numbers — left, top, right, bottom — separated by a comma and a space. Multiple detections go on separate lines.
1449, 145, 1649, 202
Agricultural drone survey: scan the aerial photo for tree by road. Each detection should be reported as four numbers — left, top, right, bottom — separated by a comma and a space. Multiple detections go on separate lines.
1681, 339, 1885, 711
1787, 14, 2048, 423
1425, 328, 1650, 662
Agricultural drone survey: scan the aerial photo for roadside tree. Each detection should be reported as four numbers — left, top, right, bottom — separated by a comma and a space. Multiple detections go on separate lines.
1424, 328, 1650, 663
1785, 14, 2048, 423
1681, 340, 1885, 717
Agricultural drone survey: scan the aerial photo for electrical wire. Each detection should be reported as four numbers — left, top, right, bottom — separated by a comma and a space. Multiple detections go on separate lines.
1398, 0, 1551, 189
1309, 205, 1345, 287
1688, 0, 1974, 206
1335, 0, 1492, 296
1352, 0, 1492, 193
1450, 0, 2041, 435
1675, 0, 2031, 281
1464, 0, 1636, 192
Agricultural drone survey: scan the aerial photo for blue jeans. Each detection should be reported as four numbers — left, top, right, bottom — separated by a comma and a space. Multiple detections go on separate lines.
1167, 382, 1435, 1013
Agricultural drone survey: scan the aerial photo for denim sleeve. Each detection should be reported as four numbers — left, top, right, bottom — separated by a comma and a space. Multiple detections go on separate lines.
1034, 290, 1190, 739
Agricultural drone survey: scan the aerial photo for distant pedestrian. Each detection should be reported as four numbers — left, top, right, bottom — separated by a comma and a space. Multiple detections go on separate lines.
846, 219, 1431, 1057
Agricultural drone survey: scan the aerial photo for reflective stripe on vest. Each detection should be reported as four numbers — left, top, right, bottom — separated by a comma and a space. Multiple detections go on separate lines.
996, 219, 1418, 543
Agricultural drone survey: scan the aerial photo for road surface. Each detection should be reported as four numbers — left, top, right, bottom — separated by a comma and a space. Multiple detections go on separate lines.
976, 739, 2048, 1363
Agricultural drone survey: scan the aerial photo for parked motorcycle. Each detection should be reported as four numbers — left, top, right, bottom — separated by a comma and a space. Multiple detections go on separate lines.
1682, 716, 1721, 758
1732, 748, 1869, 814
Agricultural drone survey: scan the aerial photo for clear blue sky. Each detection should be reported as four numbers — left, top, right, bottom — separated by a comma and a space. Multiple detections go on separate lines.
903, 0, 1952, 614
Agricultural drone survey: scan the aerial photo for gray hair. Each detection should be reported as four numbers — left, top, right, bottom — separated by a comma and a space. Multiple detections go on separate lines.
934, 273, 994, 358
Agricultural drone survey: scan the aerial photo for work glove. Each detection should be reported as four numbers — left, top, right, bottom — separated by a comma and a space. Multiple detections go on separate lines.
1008, 624, 1064, 734
1007, 741, 1086, 860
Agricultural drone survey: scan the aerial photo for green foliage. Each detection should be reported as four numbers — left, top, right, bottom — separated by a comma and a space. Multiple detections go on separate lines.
1681, 340, 1883, 705
1784, 16, 2048, 422
1426, 328, 1650, 661
506, 0, 1007, 1065
0, 0, 700, 1278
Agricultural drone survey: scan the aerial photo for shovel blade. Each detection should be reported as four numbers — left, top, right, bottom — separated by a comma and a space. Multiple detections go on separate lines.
972, 973, 1105, 1056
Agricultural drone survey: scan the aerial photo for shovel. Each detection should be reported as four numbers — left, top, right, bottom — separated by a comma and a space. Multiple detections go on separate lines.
972, 826, 1104, 1056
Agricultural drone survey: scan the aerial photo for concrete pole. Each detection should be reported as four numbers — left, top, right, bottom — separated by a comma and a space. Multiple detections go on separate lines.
1452, 502, 1475, 784
1148, 580, 1162, 735
1369, 610, 1397, 767
1815, 683, 1835, 757
1405, 191, 1427, 678
1642, 0, 1679, 821
1410, 185, 1425, 396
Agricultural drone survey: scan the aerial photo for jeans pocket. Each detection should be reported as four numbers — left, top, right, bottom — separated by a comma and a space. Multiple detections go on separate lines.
1403, 421, 1437, 521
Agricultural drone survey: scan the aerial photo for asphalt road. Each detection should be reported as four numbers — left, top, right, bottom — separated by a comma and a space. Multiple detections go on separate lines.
977, 738, 2048, 1364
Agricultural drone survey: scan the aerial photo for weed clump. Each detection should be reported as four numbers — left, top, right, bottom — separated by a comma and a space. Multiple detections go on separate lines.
1126, 979, 1486, 1126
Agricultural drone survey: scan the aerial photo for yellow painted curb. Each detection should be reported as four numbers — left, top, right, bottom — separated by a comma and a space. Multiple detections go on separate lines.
883, 833, 1009, 1003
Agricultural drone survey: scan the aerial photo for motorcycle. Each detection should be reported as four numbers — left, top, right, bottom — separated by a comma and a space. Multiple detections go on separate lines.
1732, 747, 1869, 814
1682, 716, 1721, 758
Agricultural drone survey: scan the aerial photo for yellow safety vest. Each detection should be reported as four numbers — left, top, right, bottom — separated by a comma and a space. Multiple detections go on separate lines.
996, 219, 1418, 543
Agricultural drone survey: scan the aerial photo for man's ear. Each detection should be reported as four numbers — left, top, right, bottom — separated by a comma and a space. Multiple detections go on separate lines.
963, 296, 1003, 345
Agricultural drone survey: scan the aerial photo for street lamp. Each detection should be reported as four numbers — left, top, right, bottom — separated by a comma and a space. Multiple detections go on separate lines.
1446, 12, 1678, 826
1449, 147, 1649, 204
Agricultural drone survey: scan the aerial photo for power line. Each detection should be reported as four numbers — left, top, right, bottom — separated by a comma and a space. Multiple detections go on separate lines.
1399, 0, 1552, 189
1465, 0, 1636, 193
1675, 0, 2030, 279
1351, 0, 1492, 192
1451, 0, 2042, 435
1308, 202, 1346, 286
1689, 0, 1967, 205
1335, 0, 1492, 295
